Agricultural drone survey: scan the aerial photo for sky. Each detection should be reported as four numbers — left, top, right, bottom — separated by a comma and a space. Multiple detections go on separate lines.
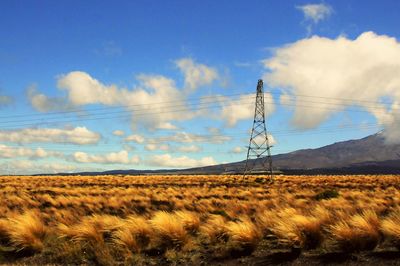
1, 1, 400, 174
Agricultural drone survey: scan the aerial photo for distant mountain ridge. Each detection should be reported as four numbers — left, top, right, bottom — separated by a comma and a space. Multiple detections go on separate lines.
272, 132, 400, 169
52, 132, 400, 176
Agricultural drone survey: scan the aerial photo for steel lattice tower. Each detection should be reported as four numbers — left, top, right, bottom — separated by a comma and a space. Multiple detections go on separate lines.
243, 79, 273, 180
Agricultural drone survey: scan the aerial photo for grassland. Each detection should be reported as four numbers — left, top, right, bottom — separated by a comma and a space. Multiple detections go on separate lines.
0, 174, 400, 265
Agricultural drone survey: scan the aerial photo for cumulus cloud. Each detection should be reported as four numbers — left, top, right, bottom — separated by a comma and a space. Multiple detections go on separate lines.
1, 160, 78, 175
231, 146, 243, 154
0, 127, 100, 144
263, 31, 400, 143
145, 143, 169, 151
0, 95, 12, 106
27, 84, 73, 112
26, 58, 219, 130
177, 145, 202, 153
112, 130, 125, 136
0, 144, 63, 159
252, 134, 277, 147
55, 71, 197, 129
218, 93, 275, 127
125, 134, 145, 143
175, 58, 219, 93
296, 3, 332, 23
72, 150, 140, 164
148, 154, 216, 168
148, 131, 231, 144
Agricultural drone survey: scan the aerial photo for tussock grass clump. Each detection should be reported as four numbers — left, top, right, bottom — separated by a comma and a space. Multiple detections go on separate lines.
226, 218, 261, 251
381, 210, 400, 250
256, 209, 278, 234
257, 208, 324, 249
150, 211, 187, 248
315, 189, 339, 201
113, 216, 152, 253
6, 211, 47, 252
200, 215, 228, 243
174, 210, 200, 233
58, 214, 123, 243
271, 212, 323, 249
330, 210, 381, 252
0, 219, 10, 243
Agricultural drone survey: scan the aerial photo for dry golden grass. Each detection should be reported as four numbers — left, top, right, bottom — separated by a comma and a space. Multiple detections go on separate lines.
150, 211, 188, 248
381, 210, 400, 249
6, 211, 47, 252
0, 174, 399, 264
113, 216, 152, 253
174, 210, 200, 233
330, 210, 381, 251
226, 218, 261, 249
200, 215, 228, 243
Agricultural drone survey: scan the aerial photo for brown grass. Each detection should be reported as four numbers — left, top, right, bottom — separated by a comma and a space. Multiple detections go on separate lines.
113, 216, 152, 253
381, 210, 400, 249
150, 211, 188, 248
6, 211, 47, 252
226, 218, 261, 250
330, 210, 381, 251
0, 174, 399, 264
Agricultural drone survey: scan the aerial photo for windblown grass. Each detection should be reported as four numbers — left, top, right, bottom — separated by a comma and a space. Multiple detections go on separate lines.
381, 210, 400, 250
0, 174, 399, 264
150, 211, 188, 248
330, 210, 381, 251
6, 211, 47, 252
226, 218, 261, 251
113, 216, 152, 253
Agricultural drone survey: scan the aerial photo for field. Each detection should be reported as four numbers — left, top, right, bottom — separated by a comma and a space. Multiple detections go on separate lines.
0, 174, 400, 265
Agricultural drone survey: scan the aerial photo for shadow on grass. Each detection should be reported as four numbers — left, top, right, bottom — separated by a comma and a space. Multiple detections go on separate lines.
370, 250, 400, 260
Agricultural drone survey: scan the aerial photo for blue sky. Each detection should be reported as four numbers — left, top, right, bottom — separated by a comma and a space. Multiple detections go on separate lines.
1, 1, 400, 174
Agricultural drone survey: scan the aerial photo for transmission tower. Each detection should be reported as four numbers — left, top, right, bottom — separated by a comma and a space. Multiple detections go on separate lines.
243, 79, 273, 180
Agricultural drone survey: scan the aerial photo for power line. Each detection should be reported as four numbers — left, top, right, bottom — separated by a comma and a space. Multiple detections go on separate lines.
0, 92, 251, 120
1, 90, 398, 122
0, 97, 392, 129
0, 121, 382, 146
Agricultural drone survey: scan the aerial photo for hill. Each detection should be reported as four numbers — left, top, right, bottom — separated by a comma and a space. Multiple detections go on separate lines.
53, 132, 400, 176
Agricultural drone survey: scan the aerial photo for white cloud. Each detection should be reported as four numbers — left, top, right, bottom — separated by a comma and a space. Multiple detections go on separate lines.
148, 154, 216, 168
252, 134, 277, 147
279, 93, 294, 107
231, 146, 243, 154
112, 130, 125, 136
0, 95, 12, 106
72, 150, 139, 164
53, 71, 197, 129
148, 131, 231, 144
27, 84, 73, 112
0, 127, 100, 144
145, 143, 169, 151
125, 134, 145, 143
219, 93, 275, 127
263, 31, 400, 143
175, 58, 219, 93
1, 160, 78, 175
296, 3, 332, 23
0, 144, 63, 159
157, 122, 178, 130
27, 59, 225, 131
207, 127, 221, 134
177, 145, 202, 153
57, 71, 121, 106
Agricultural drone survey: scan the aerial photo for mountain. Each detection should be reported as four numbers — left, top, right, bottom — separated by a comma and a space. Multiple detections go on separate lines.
53, 132, 400, 176
272, 131, 400, 169
176, 132, 400, 174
